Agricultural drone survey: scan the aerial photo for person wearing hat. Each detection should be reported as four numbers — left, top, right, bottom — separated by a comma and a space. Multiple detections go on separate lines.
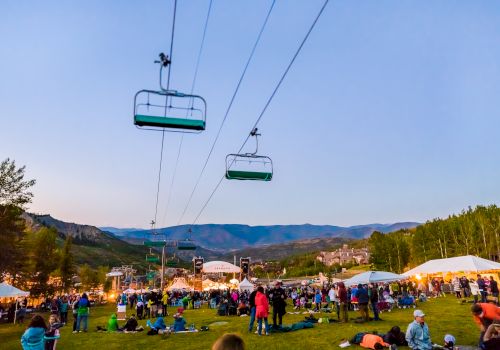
271, 281, 287, 328
405, 310, 433, 350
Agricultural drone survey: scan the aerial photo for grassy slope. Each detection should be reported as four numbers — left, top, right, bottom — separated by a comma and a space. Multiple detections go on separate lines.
70, 233, 150, 269
1, 295, 479, 350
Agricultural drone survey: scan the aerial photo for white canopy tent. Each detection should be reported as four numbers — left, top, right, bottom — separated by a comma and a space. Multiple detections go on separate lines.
238, 278, 254, 293
202, 261, 241, 274
403, 255, 500, 277
0, 282, 30, 324
343, 271, 405, 286
167, 278, 192, 291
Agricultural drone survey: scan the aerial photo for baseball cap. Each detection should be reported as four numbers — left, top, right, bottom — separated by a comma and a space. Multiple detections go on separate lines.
413, 310, 425, 317
444, 334, 455, 344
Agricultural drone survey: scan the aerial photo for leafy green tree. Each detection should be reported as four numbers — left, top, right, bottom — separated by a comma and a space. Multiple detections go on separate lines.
59, 236, 75, 292
0, 158, 36, 209
0, 158, 36, 279
27, 227, 59, 296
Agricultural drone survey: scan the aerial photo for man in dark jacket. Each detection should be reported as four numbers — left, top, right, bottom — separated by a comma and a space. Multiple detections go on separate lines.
271, 281, 287, 327
248, 286, 258, 332
370, 284, 381, 321
356, 284, 370, 322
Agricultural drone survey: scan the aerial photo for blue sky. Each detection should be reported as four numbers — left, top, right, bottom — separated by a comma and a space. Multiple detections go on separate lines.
1, 1, 499, 228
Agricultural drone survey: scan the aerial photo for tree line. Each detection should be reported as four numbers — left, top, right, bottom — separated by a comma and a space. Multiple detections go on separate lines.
0, 158, 110, 296
369, 205, 500, 273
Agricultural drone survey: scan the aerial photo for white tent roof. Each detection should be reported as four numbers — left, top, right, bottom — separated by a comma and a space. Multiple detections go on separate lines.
343, 271, 405, 286
403, 255, 500, 276
167, 278, 192, 291
202, 261, 241, 273
238, 278, 254, 292
0, 282, 29, 298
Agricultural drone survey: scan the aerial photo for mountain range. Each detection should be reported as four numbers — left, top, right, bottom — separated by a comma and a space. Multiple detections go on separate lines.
21, 212, 419, 266
102, 222, 420, 251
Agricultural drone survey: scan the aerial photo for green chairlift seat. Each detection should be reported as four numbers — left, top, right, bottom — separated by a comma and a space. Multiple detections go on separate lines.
134, 89, 207, 133
134, 114, 205, 131
177, 240, 196, 251
146, 255, 160, 263
226, 170, 272, 181
144, 240, 166, 247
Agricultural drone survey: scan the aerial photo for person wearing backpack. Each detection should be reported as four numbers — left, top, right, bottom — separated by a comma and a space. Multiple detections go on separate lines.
73, 293, 90, 333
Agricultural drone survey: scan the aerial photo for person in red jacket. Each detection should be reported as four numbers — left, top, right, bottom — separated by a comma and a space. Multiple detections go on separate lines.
255, 286, 269, 336
471, 303, 500, 347
337, 282, 348, 323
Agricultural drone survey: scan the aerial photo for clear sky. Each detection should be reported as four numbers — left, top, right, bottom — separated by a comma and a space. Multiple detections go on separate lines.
1, 1, 500, 229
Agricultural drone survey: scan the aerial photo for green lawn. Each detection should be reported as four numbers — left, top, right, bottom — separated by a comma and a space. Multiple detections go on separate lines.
1, 295, 480, 349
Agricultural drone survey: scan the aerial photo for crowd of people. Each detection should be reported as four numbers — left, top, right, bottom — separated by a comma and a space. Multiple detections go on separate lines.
11, 274, 500, 349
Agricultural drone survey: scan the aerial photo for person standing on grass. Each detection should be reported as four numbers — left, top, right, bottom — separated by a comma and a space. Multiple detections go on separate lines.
477, 275, 488, 303
255, 286, 269, 336
489, 277, 499, 305
338, 282, 349, 323
59, 296, 68, 324
20, 315, 47, 350
356, 284, 370, 322
248, 285, 258, 332
73, 293, 90, 333
161, 291, 169, 316
71, 296, 79, 332
271, 281, 286, 328
406, 310, 433, 350
370, 284, 381, 321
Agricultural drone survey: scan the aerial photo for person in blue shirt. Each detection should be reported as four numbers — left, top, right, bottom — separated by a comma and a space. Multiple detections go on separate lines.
21, 315, 47, 350
173, 313, 187, 332
314, 290, 322, 311
406, 310, 433, 350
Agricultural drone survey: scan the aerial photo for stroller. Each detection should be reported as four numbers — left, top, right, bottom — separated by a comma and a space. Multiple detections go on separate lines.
397, 295, 417, 309
378, 292, 395, 312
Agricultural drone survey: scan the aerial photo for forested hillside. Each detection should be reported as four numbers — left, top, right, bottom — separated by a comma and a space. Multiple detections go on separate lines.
369, 205, 500, 273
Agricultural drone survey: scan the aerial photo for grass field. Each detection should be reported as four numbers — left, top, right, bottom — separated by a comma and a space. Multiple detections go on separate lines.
1, 295, 480, 350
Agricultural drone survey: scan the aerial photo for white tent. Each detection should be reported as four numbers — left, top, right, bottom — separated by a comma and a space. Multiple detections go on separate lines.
343, 271, 405, 286
238, 278, 254, 293
167, 278, 192, 291
202, 261, 241, 273
0, 282, 29, 298
123, 288, 136, 294
0, 282, 29, 324
403, 255, 500, 276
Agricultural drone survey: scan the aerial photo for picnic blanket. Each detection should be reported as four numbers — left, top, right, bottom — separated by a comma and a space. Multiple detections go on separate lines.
267, 321, 314, 333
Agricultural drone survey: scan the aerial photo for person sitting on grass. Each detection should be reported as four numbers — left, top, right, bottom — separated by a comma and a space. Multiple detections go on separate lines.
173, 313, 187, 332
107, 314, 119, 332
146, 316, 166, 335
383, 326, 408, 347
406, 310, 433, 350
122, 314, 143, 332
21, 315, 47, 350
212, 333, 245, 350
483, 320, 500, 350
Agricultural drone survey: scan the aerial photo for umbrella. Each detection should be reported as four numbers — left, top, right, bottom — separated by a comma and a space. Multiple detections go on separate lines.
343, 271, 405, 286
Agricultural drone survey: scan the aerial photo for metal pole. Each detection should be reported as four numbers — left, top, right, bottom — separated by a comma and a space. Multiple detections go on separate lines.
161, 245, 165, 291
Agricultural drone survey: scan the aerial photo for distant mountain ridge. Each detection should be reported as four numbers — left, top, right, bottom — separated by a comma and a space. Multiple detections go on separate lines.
102, 222, 419, 251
